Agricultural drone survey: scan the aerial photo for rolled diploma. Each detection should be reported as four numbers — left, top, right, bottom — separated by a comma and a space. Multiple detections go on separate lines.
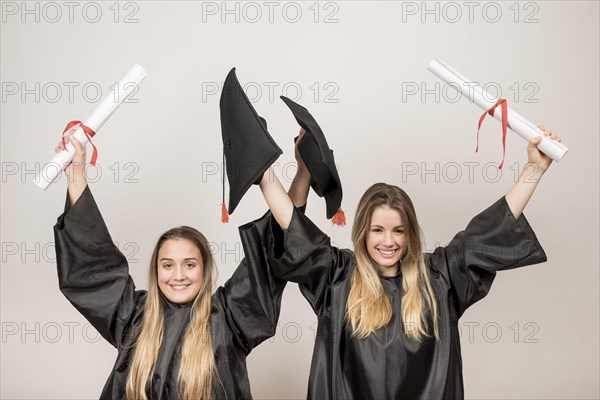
427, 58, 568, 162
34, 64, 148, 190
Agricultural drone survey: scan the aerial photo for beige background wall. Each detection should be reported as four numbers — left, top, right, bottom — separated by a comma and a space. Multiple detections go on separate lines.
1, 1, 598, 398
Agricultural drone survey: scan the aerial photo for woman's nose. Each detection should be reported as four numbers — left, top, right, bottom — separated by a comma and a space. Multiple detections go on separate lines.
173, 265, 186, 280
383, 231, 394, 246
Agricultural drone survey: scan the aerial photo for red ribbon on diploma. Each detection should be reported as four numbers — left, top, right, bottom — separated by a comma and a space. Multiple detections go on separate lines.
62, 120, 98, 166
476, 98, 508, 169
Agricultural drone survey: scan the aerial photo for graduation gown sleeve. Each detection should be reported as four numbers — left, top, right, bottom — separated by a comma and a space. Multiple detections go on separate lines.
53, 185, 143, 348
430, 196, 547, 317
215, 211, 288, 354
266, 207, 354, 316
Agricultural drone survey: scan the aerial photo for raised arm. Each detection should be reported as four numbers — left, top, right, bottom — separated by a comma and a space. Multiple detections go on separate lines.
55, 133, 87, 205
218, 212, 287, 353
217, 131, 314, 349
259, 130, 311, 228
53, 134, 141, 347
505, 125, 561, 219
259, 167, 294, 229
433, 194, 548, 317
287, 129, 312, 208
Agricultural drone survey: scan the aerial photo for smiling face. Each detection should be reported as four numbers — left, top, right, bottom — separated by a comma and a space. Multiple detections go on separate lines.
366, 205, 406, 277
157, 238, 204, 304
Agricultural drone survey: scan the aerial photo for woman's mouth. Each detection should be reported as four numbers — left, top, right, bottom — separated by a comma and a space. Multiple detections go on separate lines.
377, 248, 398, 258
169, 284, 191, 291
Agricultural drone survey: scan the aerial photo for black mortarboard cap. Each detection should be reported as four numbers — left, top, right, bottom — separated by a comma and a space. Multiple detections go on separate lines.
220, 68, 282, 221
280, 96, 345, 225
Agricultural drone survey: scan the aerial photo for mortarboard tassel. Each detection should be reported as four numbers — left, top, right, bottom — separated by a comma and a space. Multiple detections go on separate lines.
332, 208, 346, 227
221, 203, 229, 224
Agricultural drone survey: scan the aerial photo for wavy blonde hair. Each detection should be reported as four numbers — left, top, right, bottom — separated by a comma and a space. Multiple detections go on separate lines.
346, 183, 439, 341
126, 226, 217, 399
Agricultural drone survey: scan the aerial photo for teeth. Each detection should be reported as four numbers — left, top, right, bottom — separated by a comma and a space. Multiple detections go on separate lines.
378, 249, 396, 256
170, 285, 189, 290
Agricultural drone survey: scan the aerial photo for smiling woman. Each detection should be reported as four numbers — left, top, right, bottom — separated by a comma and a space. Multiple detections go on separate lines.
257, 126, 561, 399
347, 183, 438, 341
53, 134, 287, 399
366, 204, 407, 275
156, 234, 206, 305
125, 226, 217, 399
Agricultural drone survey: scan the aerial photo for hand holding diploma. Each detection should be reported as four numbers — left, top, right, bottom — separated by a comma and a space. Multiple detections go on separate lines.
427, 58, 569, 165
529, 125, 561, 173
34, 64, 147, 190
55, 133, 87, 206
505, 124, 561, 219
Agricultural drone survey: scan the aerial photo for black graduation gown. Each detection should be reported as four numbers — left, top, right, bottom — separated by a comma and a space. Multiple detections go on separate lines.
267, 196, 547, 399
54, 186, 286, 399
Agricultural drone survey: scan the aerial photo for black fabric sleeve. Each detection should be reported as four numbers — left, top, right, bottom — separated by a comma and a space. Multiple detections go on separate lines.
431, 196, 547, 317
217, 211, 288, 354
267, 207, 353, 316
53, 186, 143, 348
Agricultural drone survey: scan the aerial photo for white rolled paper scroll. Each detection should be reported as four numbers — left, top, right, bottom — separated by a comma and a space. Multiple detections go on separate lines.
427, 58, 568, 162
34, 64, 148, 190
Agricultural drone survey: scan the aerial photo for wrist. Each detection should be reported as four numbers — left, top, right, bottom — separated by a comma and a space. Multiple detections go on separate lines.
292, 164, 308, 178
521, 162, 545, 182
525, 162, 546, 173
67, 180, 87, 206
294, 171, 311, 185
68, 171, 87, 188
294, 159, 305, 169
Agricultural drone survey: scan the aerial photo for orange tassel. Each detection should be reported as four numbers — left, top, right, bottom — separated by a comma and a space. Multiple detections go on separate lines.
221, 203, 229, 223
332, 207, 346, 227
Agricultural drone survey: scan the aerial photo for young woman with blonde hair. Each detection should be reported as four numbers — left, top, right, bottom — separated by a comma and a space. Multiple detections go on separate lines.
258, 127, 560, 399
53, 134, 291, 399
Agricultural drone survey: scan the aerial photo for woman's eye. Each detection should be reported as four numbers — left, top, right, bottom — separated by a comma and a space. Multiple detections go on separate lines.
162, 263, 172, 268
186, 263, 195, 268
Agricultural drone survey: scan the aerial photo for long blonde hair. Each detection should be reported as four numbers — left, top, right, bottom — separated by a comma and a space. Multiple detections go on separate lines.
126, 226, 217, 399
346, 183, 439, 341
